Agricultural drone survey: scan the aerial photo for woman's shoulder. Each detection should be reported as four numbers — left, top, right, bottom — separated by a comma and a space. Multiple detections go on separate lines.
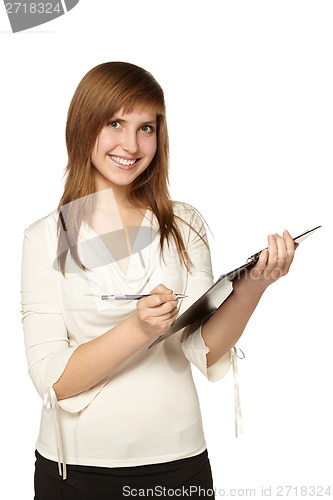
172, 200, 199, 217
24, 209, 59, 242
172, 201, 206, 228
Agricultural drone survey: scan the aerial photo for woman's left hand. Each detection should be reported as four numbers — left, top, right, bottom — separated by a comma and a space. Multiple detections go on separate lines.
249, 229, 296, 289
203, 230, 296, 365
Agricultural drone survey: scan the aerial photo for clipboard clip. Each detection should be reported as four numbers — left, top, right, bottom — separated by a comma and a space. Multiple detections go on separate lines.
246, 251, 261, 266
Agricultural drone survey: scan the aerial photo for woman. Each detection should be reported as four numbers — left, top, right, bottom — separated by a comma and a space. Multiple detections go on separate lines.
21, 61, 295, 499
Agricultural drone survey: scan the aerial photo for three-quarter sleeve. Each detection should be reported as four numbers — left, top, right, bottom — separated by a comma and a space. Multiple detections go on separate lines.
21, 227, 74, 395
181, 318, 232, 381
21, 221, 106, 413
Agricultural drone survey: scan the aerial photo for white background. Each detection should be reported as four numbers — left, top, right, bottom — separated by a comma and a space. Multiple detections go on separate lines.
1, 1, 332, 498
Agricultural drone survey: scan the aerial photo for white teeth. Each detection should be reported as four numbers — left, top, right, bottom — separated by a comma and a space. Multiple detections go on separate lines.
110, 156, 136, 166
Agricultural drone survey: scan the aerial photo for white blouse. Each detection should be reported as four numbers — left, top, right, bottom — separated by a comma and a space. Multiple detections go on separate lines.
21, 202, 233, 479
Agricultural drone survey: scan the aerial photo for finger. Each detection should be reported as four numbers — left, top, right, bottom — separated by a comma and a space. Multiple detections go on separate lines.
268, 231, 296, 278
137, 284, 175, 309
154, 305, 179, 324
138, 300, 179, 327
252, 248, 269, 277
137, 294, 177, 314
147, 293, 177, 308
283, 229, 296, 269
274, 233, 288, 269
265, 233, 278, 271
283, 229, 296, 253
149, 284, 173, 295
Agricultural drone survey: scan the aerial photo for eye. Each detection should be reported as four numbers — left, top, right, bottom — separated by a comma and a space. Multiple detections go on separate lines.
107, 120, 121, 129
140, 124, 155, 133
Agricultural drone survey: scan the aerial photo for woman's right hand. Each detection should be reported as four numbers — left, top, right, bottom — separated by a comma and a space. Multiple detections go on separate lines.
135, 284, 179, 339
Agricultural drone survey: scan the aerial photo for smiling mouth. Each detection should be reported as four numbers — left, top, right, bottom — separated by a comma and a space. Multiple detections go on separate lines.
108, 155, 139, 169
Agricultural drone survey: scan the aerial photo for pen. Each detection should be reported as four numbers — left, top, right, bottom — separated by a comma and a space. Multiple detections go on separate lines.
101, 294, 187, 301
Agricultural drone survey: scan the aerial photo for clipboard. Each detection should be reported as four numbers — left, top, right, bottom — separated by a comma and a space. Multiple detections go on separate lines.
149, 226, 321, 348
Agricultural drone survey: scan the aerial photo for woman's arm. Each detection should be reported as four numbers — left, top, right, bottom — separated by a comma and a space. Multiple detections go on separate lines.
202, 231, 296, 366
22, 220, 180, 403
53, 285, 178, 400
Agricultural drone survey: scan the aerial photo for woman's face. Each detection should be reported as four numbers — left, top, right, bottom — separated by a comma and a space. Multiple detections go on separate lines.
91, 108, 157, 193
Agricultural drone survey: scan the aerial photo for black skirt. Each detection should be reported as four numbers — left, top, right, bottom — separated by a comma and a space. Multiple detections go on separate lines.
34, 449, 215, 499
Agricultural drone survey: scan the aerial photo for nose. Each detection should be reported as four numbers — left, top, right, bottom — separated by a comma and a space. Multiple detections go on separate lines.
121, 129, 139, 154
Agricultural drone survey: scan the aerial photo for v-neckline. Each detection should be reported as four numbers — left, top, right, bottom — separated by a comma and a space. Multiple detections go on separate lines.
81, 209, 157, 277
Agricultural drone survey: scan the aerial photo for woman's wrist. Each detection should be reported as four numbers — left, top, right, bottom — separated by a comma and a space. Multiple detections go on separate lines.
232, 272, 270, 299
123, 313, 159, 345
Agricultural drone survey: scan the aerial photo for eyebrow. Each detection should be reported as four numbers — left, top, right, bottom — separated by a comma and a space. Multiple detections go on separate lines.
109, 117, 157, 125
140, 121, 157, 128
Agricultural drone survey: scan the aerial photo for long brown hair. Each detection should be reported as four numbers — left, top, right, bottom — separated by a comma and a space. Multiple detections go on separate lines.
57, 61, 199, 274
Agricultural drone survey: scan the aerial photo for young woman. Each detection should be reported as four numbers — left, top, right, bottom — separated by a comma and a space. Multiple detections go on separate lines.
21, 61, 296, 499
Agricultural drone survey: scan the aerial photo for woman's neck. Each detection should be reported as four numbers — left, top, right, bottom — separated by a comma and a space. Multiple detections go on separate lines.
90, 187, 147, 231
